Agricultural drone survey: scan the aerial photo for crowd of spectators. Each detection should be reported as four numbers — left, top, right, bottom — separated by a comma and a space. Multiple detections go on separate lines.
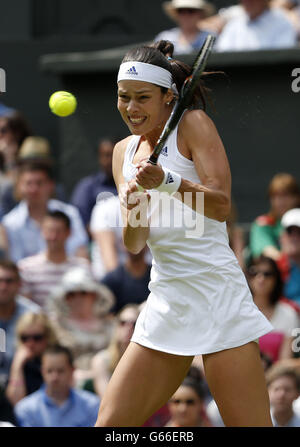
0, 0, 300, 428
154, 0, 300, 54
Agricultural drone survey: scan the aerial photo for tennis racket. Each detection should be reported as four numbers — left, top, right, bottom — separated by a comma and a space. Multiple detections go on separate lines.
148, 34, 215, 166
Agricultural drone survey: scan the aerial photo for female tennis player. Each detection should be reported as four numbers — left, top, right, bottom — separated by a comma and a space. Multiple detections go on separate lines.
95, 40, 273, 427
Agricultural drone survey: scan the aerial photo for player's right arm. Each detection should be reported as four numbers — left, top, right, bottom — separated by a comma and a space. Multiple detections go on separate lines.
113, 138, 149, 254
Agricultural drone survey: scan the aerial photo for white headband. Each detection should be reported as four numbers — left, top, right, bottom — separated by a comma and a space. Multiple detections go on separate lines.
117, 61, 172, 89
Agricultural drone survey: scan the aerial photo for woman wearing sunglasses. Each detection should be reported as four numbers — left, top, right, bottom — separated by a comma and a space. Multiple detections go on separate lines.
5, 312, 57, 406
247, 255, 299, 362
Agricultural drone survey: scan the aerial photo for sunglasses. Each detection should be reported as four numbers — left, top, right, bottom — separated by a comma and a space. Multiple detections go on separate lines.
248, 269, 275, 278
171, 398, 196, 405
20, 333, 46, 343
177, 8, 200, 14
286, 226, 300, 236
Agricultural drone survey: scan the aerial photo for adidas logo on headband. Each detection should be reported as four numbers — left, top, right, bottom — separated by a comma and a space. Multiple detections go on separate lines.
126, 66, 138, 75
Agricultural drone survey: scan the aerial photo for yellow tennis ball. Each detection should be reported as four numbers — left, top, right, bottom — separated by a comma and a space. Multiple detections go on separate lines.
49, 91, 77, 117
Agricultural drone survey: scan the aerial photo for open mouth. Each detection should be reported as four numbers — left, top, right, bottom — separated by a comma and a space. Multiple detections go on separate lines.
128, 116, 146, 126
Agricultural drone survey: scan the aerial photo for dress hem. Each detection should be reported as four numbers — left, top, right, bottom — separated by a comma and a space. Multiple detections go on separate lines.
130, 326, 272, 356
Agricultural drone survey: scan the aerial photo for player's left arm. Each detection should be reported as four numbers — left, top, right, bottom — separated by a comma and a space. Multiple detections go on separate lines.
177, 109, 231, 222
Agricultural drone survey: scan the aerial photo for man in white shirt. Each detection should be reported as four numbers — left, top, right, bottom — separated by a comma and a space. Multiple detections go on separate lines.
215, 0, 297, 51
1, 162, 88, 262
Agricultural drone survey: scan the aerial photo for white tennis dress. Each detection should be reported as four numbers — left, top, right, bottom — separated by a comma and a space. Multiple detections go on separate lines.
123, 120, 273, 356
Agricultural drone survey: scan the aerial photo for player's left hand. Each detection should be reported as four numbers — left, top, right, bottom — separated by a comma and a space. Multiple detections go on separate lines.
135, 159, 164, 190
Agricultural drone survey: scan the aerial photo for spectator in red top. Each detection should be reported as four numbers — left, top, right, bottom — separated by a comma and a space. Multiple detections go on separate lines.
249, 173, 300, 261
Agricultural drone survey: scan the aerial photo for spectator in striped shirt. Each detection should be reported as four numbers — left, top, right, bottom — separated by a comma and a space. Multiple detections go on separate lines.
17, 210, 91, 310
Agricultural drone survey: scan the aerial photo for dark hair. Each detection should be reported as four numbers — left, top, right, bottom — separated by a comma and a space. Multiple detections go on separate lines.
42, 344, 74, 367
44, 210, 71, 230
122, 40, 209, 109
0, 260, 20, 280
4, 111, 32, 148
180, 376, 205, 401
18, 161, 55, 181
247, 255, 283, 305
98, 136, 120, 149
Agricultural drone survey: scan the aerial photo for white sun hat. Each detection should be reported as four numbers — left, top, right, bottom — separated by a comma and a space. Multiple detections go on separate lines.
281, 208, 300, 229
162, 0, 215, 21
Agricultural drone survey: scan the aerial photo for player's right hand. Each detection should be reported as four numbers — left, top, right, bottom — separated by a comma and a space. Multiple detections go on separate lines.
119, 180, 149, 211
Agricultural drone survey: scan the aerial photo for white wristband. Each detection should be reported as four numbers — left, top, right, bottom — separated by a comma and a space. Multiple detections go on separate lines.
156, 167, 181, 195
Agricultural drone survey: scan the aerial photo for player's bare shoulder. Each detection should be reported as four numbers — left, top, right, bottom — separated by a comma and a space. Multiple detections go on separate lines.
180, 109, 214, 135
179, 109, 220, 149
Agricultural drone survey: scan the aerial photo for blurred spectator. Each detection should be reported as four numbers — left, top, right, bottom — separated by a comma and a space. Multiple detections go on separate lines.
91, 304, 140, 398
1, 162, 89, 262
14, 344, 100, 427
0, 103, 15, 118
90, 194, 126, 280
247, 255, 298, 361
5, 312, 57, 406
0, 136, 67, 218
47, 268, 115, 386
266, 363, 300, 426
154, 0, 216, 55
198, 4, 244, 35
272, 0, 300, 38
17, 210, 91, 309
226, 200, 246, 271
198, 0, 300, 36
71, 137, 117, 228
249, 173, 300, 261
279, 208, 300, 305
0, 111, 32, 220
165, 375, 212, 427
0, 261, 41, 388
102, 247, 151, 313
215, 0, 297, 51
0, 111, 31, 182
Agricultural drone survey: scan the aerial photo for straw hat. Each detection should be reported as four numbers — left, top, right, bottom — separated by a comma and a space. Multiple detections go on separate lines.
162, 0, 215, 21
18, 136, 52, 161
